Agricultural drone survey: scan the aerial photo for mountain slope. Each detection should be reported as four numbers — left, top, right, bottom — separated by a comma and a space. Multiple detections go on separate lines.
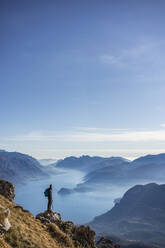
128, 153, 165, 180
84, 157, 130, 183
90, 183, 165, 248
0, 150, 48, 184
0, 193, 60, 248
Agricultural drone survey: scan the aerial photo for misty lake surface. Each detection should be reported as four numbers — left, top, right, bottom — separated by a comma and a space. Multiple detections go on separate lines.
15, 169, 130, 224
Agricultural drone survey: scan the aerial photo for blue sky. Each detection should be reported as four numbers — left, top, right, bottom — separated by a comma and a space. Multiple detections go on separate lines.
1, 0, 165, 159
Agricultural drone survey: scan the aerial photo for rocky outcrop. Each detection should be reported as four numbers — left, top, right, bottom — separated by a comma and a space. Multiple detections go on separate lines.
36, 210, 96, 248
36, 210, 61, 224
0, 181, 13, 237
96, 237, 120, 248
0, 180, 15, 201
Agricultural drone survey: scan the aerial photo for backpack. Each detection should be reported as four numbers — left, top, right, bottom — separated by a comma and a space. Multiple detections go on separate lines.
44, 188, 49, 197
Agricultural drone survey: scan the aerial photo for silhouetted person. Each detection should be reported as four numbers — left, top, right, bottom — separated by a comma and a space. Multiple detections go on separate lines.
47, 184, 53, 211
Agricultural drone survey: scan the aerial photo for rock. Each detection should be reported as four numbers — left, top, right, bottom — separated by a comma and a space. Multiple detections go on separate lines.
0, 180, 15, 201
0, 207, 11, 236
13, 205, 31, 214
0, 224, 6, 236
96, 237, 120, 248
36, 210, 61, 224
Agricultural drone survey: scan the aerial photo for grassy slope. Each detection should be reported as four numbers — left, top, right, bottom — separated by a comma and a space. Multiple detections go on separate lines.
0, 194, 75, 248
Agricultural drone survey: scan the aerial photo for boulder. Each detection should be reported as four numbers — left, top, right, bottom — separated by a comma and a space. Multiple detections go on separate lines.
0, 180, 15, 201
0, 207, 11, 236
96, 237, 120, 248
36, 210, 61, 224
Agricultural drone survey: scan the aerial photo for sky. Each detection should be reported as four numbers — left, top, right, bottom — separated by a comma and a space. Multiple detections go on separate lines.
1, 0, 165, 160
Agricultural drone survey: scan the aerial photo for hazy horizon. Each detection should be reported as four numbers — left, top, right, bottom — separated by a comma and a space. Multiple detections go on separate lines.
35, 151, 165, 161
2, 148, 165, 162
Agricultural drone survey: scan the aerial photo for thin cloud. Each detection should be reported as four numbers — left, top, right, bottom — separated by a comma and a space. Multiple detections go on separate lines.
4, 129, 165, 143
74, 127, 130, 132
100, 54, 123, 66
22, 148, 165, 161
4, 131, 58, 142
100, 41, 163, 67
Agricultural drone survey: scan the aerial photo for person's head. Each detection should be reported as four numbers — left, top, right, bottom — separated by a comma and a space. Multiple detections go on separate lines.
50, 184, 52, 190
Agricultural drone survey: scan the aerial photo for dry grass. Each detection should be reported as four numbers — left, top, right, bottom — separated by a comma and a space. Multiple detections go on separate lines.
0, 204, 8, 227
55, 221, 96, 248
72, 225, 96, 248
0, 238, 11, 248
48, 223, 74, 248
0, 194, 74, 248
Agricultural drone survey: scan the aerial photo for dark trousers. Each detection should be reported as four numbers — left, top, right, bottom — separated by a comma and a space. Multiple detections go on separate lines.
48, 198, 52, 210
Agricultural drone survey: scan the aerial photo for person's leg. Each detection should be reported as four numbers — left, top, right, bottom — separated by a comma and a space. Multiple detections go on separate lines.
48, 199, 51, 210
50, 200, 52, 210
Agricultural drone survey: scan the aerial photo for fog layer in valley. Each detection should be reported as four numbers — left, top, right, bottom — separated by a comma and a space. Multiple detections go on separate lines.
14, 167, 163, 224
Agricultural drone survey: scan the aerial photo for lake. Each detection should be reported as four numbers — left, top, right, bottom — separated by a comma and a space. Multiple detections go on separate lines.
14, 168, 131, 224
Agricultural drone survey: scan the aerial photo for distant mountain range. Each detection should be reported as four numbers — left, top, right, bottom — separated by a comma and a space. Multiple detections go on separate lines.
89, 183, 165, 248
85, 153, 165, 183
1, 151, 165, 191
0, 150, 48, 184
58, 153, 165, 194
55, 155, 130, 173
39, 154, 165, 187
55, 155, 108, 172
55, 154, 165, 183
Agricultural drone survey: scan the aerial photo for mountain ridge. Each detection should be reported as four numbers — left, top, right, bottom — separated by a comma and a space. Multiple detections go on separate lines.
0, 150, 48, 184
89, 182, 165, 248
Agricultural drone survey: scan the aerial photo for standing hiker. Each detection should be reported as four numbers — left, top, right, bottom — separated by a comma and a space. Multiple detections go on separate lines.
44, 184, 53, 211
